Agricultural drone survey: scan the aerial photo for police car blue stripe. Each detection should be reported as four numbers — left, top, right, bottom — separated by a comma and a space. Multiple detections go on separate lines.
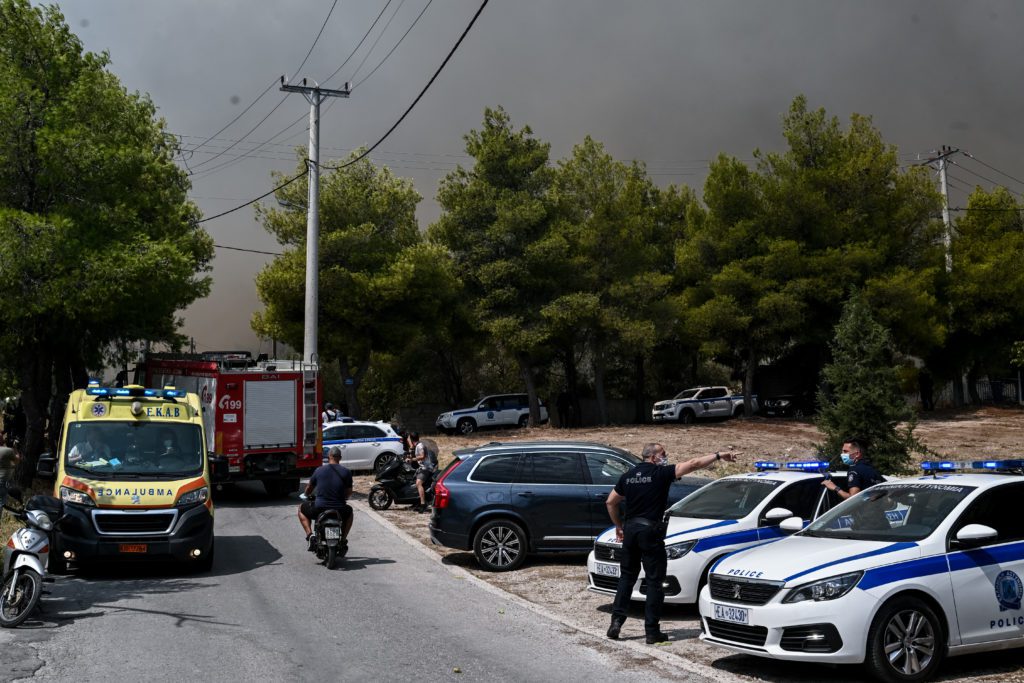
858, 555, 949, 590
323, 437, 402, 446
665, 519, 737, 541
947, 540, 1024, 572
784, 542, 918, 583
694, 528, 762, 552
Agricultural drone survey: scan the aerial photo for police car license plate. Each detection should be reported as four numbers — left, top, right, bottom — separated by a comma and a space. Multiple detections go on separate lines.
595, 562, 620, 578
713, 603, 749, 625
119, 543, 147, 554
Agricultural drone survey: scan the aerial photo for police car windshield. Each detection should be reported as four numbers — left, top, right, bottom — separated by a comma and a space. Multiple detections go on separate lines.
64, 421, 204, 478
668, 478, 782, 520
804, 483, 976, 542
673, 389, 699, 400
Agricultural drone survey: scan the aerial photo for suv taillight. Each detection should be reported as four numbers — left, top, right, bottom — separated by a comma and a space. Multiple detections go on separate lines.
433, 458, 463, 509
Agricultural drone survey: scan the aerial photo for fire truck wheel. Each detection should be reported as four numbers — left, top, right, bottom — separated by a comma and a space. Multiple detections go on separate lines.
264, 479, 298, 498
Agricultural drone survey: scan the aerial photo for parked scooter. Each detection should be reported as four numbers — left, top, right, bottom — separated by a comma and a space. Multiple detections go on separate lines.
299, 493, 347, 570
368, 458, 433, 511
1, 488, 62, 627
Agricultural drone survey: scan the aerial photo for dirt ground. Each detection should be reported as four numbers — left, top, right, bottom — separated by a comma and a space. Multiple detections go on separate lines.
355, 406, 1024, 683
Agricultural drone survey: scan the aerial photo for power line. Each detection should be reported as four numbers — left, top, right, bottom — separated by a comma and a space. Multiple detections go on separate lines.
319, 0, 490, 172
962, 151, 1024, 189
321, 0, 395, 87
352, 0, 433, 90
214, 243, 284, 256
184, 78, 279, 156
349, 0, 409, 83
292, 0, 339, 77
197, 168, 308, 224
189, 94, 290, 172
950, 160, 1024, 198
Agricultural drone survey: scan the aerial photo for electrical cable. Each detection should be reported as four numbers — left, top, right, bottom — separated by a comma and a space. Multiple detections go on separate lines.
214, 244, 284, 256
950, 160, 1024, 198
961, 152, 1024, 190
352, 0, 433, 90
292, 0, 339, 78
184, 78, 278, 156
321, 0, 395, 86
197, 168, 308, 224
348, 0, 409, 84
187, 94, 291, 172
318, 0, 489, 173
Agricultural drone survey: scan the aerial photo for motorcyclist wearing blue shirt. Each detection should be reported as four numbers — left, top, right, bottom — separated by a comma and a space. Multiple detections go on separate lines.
299, 446, 354, 551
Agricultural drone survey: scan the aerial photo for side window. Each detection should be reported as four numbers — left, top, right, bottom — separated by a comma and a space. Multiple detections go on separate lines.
350, 425, 384, 439
950, 483, 1024, 546
479, 398, 498, 411
519, 452, 585, 485
585, 453, 631, 486
499, 396, 522, 411
471, 454, 522, 483
323, 426, 348, 440
764, 479, 823, 522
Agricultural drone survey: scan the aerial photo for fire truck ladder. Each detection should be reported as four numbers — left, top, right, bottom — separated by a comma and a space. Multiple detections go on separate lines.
303, 369, 319, 457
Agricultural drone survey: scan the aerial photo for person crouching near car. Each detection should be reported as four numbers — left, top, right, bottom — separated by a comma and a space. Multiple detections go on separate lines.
605, 443, 738, 644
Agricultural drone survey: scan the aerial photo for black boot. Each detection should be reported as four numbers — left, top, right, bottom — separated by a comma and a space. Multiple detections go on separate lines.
607, 617, 625, 640
645, 630, 669, 644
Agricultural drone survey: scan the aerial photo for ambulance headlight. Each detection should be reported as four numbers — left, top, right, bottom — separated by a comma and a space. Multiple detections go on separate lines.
60, 486, 95, 507
665, 539, 696, 560
784, 571, 862, 603
176, 486, 209, 507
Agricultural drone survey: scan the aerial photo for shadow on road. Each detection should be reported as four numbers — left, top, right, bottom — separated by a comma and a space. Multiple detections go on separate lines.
440, 550, 590, 571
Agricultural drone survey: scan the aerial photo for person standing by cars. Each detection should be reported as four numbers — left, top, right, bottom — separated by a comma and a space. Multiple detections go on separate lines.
407, 432, 437, 513
822, 437, 883, 500
605, 443, 738, 644
321, 402, 340, 424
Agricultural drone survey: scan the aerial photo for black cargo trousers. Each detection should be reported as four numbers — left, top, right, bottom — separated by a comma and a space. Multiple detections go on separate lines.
611, 517, 667, 633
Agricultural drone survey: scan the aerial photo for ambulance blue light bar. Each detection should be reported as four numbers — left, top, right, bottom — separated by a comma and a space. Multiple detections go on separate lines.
754, 461, 780, 471
86, 387, 185, 399
785, 461, 830, 471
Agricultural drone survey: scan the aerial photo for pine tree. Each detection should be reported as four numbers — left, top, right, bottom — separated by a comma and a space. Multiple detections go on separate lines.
815, 293, 922, 473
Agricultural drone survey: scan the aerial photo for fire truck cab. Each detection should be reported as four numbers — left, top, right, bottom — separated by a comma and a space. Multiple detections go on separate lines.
140, 351, 322, 497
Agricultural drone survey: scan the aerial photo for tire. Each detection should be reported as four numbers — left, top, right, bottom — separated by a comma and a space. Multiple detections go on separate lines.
368, 486, 393, 511
679, 410, 696, 425
194, 539, 215, 573
457, 417, 476, 435
518, 414, 529, 428
864, 596, 945, 683
48, 537, 68, 575
794, 408, 805, 419
0, 569, 42, 628
374, 453, 398, 474
263, 479, 297, 498
733, 406, 746, 418
473, 519, 527, 572
325, 546, 337, 570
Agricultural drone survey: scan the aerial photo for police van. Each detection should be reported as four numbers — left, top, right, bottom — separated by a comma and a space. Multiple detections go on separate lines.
39, 384, 216, 572
699, 460, 1024, 683
587, 461, 848, 604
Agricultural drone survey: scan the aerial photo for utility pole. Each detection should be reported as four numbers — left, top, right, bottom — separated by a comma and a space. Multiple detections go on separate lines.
279, 76, 350, 366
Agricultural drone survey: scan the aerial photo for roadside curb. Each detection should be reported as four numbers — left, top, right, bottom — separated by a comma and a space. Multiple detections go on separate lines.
357, 502, 737, 683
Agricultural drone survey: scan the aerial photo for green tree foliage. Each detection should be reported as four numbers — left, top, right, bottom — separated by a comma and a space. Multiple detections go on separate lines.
942, 187, 1024, 400
0, 0, 212, 482
816, 294, 921, 474
429, 107, 555, 424
254, 153, 459, 418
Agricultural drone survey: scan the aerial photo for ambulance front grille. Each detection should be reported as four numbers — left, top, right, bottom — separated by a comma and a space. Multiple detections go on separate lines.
93, 511, 177, 535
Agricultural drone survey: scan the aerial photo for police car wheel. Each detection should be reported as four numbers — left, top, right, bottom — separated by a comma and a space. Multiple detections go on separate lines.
518, 415, 529, 428
679, 410, 695, 425
374, 453, 398, 474
865, 596, 945, 683
473, 519, 527, 572
457, 418, 476, 435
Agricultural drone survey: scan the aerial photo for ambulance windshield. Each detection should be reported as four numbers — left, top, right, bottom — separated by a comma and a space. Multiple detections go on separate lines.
668, 478, 782, 520
64, 421, 203, 478
804, 483, 975, 542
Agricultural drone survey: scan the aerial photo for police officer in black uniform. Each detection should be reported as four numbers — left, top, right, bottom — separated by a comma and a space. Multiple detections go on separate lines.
605, 442, 738, 643
822, 437, 884, 500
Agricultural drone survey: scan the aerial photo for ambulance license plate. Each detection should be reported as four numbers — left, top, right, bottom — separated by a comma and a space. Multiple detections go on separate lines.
119, 543, 147, 554
595, 562, 620, 578
713, 603, 749, 624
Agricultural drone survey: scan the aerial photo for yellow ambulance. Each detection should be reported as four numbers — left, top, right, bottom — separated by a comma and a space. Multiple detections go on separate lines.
43, 384, 216, 572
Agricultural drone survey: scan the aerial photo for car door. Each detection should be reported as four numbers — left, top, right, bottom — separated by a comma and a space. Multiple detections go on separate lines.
497, 395, 524, 427
583, 451, 633, 537
705, 387, 731, 417
476, 397, 501, 428
759, 478, 823, 538
343, 424, 386, 470
946, 482, 1024, 645
322, 425, 351, 463
511, 451, 591, 550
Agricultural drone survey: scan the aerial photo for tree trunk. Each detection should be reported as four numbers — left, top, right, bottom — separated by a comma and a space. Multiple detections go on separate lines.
562, 345, 580, 429
15, 348, 52, 488
966, 364, 982, 405
593, 347, 609, 426
50, 354, 73, 457
742, 347, 756, 418
518, 353, 540, 426
633, 354, 646, 424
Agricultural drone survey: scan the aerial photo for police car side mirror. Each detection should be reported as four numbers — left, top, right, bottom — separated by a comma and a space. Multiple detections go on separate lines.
763, 507, 793, 523
780, 516, 804, 534
36, 453, 57, 480
953, 524, 997, 548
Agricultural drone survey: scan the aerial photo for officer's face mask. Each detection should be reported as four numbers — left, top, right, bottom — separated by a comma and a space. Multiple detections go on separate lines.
840, 452, 853, 466
656, 452, 668, 466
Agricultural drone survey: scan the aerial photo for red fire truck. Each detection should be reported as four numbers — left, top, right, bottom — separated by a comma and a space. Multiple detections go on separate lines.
139, 351, 322, 497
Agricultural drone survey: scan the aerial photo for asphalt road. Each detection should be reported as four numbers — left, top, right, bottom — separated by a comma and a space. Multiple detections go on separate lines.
0, 484, 708, 683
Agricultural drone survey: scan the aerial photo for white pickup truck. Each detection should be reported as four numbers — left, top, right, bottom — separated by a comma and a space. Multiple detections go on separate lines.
651, 386, 757, 424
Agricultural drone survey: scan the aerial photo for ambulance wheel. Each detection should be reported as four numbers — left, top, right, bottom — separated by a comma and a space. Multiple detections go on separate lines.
48, 536, 68, 575
864, 596, 945, 683
457, 418, 476, 435
194, 540, 215, 573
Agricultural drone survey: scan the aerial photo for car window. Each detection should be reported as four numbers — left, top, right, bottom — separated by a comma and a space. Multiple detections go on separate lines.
674, 389, 699, 400
471, 454, 522, 483
349, 425, 384, 439
764, 478, 823, 521
519, 452, 584, 485
585, 453, 631, 486
668, 478, 782, 520
704, 388, 728, 399
498, 396, 522, 410
479, 398, 498, 410
323, 426, 348, 440
950, 482, 1024, 546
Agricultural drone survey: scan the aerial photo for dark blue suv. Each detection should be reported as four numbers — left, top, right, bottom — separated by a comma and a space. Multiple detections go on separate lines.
428, 441, 707, 571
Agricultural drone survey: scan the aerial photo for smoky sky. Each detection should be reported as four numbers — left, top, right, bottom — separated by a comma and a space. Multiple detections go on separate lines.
48, 0, 1024, 354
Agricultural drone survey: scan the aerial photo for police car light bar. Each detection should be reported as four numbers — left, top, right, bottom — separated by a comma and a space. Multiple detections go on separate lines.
754, 461, 780, 471
784, 461, 830, 471
86, 387, 185, 399
973, 460, 1024, 470
921, 461, 967, 471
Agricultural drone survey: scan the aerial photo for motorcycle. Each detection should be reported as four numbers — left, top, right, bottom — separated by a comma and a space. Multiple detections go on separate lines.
1, 488, 62, 627
300, 494, 346, 570
368, 458, 433, 511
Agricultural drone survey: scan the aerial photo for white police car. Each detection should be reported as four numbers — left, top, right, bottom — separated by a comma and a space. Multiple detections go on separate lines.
699, 459, 1024, 683
587, 461, 848, 604
435, 394, 548, 435
322, 420, 403, 473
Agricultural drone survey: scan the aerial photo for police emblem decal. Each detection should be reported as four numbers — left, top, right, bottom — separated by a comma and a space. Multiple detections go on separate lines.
995, 570, 1023, 611
131, 494, 141, 505
91, 403, 106, 417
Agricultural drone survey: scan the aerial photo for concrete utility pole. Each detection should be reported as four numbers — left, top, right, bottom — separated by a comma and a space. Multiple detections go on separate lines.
279, 76, 350, 365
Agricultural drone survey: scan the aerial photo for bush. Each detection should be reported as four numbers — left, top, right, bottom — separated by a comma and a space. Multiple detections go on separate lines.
815, 293, 923, 474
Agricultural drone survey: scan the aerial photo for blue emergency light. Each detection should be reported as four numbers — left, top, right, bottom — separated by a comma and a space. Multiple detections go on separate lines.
972, 460, 1024, 471
784, 460, 830, 471
754, 461, 780, 471
922, 460, 1024, 473
86, 387, 185, 399
921, 461, 964, 471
